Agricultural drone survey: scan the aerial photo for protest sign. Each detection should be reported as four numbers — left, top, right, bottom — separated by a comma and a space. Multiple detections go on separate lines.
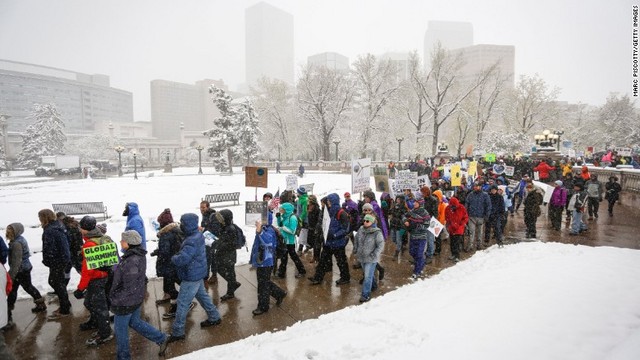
245, 201, 268, 226
285, 174, 298, 191
351, 158, 372, 193
83, 243, 119, 270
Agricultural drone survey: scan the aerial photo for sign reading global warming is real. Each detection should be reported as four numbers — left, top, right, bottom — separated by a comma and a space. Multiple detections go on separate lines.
83, 242, 119, 270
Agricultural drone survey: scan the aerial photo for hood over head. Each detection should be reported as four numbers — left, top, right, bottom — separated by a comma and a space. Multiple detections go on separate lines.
180, 213, 200, 235
126, 202, 140, 217
217, 209, 234, 227
280, 202, 295, 217
449, 197, 461, 207
8, 222, 24, 238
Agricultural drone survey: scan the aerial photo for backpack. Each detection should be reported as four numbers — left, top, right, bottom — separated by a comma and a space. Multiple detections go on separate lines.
336, 208, 351, 233
232, 224, 247, 251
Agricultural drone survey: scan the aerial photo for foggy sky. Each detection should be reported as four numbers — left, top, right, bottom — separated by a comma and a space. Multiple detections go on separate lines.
0, 0, 632, 123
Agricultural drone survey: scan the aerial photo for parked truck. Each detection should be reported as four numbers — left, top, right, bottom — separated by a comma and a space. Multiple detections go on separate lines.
35, 155, 81, 176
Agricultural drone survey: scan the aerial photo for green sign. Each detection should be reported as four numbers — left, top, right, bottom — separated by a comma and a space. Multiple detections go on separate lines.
485, 153, 496, 163
83, 242, 119, 270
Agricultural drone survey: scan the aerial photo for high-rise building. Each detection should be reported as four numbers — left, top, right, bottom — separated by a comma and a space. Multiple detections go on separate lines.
449, 44, 516, 88
424, 21, 473, 66
307, 52, 350, 73
245, 2, 294, 86
150, 79, 227, 140
0, 59, 133, 133
379, 52, 412, 82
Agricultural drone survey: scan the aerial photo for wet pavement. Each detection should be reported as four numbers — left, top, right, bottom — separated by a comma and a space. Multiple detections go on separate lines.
5, 202, 639, 359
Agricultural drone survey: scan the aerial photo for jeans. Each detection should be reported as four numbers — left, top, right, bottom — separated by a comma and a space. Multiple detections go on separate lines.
570, 209, 587, 234
409, 238, 427, 276
424, 231, 435, 258
172, 279, 221, 337
468, 217, 485, 249
361, 262, 377, 299
115, 306, 166, 360
205, 245, 216, 278
391, 229, 403, 251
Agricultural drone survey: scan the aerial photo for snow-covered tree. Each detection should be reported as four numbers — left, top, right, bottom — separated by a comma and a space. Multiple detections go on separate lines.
65, 134, 119, 164
251, 77, 295, 160
595, 93, 639, 149
480, 130, 530, 154
17, 103, 67, 168
204, 86, 238, 173
235, 99, 261, 164
505, 74, 560, 135
297, 64, 355, 160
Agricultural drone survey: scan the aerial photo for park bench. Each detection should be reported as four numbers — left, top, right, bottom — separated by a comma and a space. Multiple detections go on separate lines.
203, 192, 241, 206
52, 202, 109, 220
91, 174, 107, 179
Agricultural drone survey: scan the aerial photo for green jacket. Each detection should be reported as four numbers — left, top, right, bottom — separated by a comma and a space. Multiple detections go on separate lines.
278, 203, 298, 245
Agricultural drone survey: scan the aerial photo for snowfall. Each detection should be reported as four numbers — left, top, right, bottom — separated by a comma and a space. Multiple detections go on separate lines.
1, 167, 639, 360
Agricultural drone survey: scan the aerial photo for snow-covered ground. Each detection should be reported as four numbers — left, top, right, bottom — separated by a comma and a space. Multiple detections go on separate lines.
1, 168, 639, 359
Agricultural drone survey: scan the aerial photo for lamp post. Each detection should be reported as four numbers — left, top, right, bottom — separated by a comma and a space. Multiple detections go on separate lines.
0, 115, 10, 161
553, 130, 564, 151
132, 151, 138, 180
534, 129, 559, 150
396, 137, 404, 161
195, 144, 204, 174
115, 145, 125, 177
333, 139, 341, 161
277, 143, 281, 162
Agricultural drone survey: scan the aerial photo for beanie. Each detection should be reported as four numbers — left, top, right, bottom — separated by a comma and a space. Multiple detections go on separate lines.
362, 203, 374, 212
79, 216, 97, 231
363, 214, 376, 223
97, 223, 107, 234
296, 186, 307, 195
555, 180, 563, 186
157, 208, 174, 228
121, 230, 142, 246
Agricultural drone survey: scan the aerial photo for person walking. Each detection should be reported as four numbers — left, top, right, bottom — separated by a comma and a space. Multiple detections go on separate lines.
485, 186, 505, 246
6, 223, 46, 329
523, 183, 544, 238
276, 203, 306, 279
250, 213, 287, 316
308, 193, 351, 286
167, 213, 222, 343
585, 174, 605, 220
568, 181, 589, 235
605, 176, 622, 216
403, 200, 431, 279
389, 195, 408, 258
353, 214, 384, 302
111, 230, 169, 359
445, 197, 468, 263
199, 201, 221, 283
548, 180, 567, 231
123, 202, 147, 250
39, 209, 72, 321
214, 210, 241, 301
151, 209, 183, 312
464, 183, 492, 251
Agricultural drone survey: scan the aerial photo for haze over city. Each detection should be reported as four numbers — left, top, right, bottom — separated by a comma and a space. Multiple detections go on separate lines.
0, 0, 632, 123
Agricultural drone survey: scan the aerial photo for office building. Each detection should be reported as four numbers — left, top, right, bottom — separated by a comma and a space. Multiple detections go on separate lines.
449, 44, 516, 88
424, 21, 473, 66
307, 52, 350, 72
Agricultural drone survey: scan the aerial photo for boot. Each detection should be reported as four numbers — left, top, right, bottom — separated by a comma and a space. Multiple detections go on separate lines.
32, 298, 47, 313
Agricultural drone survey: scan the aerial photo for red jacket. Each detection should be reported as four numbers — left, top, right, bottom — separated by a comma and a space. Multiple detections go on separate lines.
77, 237, 109, 291
445, 197, 469, 235
533, 161, 555, 180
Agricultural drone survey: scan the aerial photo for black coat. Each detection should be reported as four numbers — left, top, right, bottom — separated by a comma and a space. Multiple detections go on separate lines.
42, 221, 70, 268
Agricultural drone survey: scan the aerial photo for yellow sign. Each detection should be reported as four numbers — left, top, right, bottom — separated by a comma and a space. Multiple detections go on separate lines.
468, 161, 478, 177
83, 242, 119, 270
451, 164, 462, 187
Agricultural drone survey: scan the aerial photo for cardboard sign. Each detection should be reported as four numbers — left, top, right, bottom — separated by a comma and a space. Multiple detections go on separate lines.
451, 164, 462, 187
245, 201, 268, 226
395, 171, 418, 191
351, 158, 372, 193
299, 183, 315, 194
504, 166, 515, 177
285, 174, 298, 191
245, 166, 268, 188
468, 161, 478, 177
374, 175, 390, 192
83, 242, 119, 270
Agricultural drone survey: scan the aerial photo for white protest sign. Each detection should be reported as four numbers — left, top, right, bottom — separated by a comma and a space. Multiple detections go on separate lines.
285, 174, 298, 191
504, 166, 515, 177
417, 175, 431, 189
443, 164, 452, 178
428, 218, 445, 237
351, 158, 372, 193
322, 206, 331, 243
395, 171, 418, 191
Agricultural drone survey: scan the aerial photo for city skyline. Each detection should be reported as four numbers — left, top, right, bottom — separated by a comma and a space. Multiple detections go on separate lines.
0, 0, 631, 123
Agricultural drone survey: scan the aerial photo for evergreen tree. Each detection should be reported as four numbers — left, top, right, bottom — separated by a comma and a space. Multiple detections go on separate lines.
204, 85, 238, 173
17, 103, 67, 168
235, 99, 261, 164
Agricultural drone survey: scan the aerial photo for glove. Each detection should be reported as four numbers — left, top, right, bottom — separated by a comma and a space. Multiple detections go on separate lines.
150, 249, 158, 257
275, 213, 281, 218
73, 289, 85, 299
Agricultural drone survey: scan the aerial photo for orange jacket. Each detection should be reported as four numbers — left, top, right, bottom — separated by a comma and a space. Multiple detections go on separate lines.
77, 238, 109, 291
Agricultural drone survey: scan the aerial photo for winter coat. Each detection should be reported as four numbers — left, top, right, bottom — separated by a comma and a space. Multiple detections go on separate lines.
0, 237, 6, 265
550, 186, 567, 207
7, 223, 32, 279
125, 202, 147, 250
524, 188, 544, 218
605, 181, 622, 202
465, 190, 492, 218
250, 218, 277, 268
569, 190, 589, 212
369, 200, 388, 239
403, 207, 431, 240
341, 198, 360, 230
353, 225, 384, 264
62, 218, 84, 272
77, 229, 110, 291
156, 223, 182, 278
433, 190, 448, 225
389, 197, 408, 229
445, 197, 469, 236
201, 208, 222, 237
277, 203, 298, 245
213, 209, 238, 268
324, 193, 351, 249
488, 192, 505, 218
533, 161, 555, 180
172, 213, 208, 281
580, 166, 591, 181
585, 179, 604, 199
42, 220, 70, 269
109, 246, 147, 315
297, 193, 309, 225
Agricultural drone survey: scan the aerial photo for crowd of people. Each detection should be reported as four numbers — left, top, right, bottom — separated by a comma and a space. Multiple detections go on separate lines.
0, 153, 629, 359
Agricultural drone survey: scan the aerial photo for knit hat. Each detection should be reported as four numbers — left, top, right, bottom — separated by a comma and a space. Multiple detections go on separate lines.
363, 214, 376, 223
157, 208, 173, 228
362, 203, 374, 212
97, 223, 107, 234
296, 186, 306, 195
554, 180, 563, 186
344, 192, 351, 198
121, 230, 142, 246
79, 216, 96, 231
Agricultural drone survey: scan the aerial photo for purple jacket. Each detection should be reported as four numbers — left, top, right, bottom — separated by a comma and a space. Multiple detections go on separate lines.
550, 187, 567, 207
109, 246, 147, 314
369, 200, 388, 239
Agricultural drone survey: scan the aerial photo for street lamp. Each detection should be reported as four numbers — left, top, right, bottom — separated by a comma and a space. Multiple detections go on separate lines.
115, 145, 125, 177
534, 129, 559, 151
195, 144, 204, 174
396, 137, 404, 161
277, 143, 281, 162
132, 151, 138, 180
333, 139, 341, 161
553, 130, 564, 151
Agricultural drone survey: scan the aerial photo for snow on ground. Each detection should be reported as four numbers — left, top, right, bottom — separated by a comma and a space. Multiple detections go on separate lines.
2, 168, 640, 359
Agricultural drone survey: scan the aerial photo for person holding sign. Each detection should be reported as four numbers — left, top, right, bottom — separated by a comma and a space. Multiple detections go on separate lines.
250, 214, 287, 316
111, 230, 169, 358
76, 216, 114, 346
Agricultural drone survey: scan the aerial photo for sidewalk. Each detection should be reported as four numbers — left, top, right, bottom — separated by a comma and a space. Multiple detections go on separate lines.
5, 203, 639, 359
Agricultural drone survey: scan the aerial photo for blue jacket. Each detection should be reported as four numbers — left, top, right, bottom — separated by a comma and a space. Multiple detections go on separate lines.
109, 246, 147, 314
171, 213, 207, 281
465, 190, 492, 218
125, 202, 147, 250
250, 214, 277, 268
325, 193, 350, 249
277, 203, 298, 245
42, 221, 70, 268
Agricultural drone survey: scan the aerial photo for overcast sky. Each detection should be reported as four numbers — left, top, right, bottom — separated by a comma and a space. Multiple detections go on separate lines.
0, 0, 633, 122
